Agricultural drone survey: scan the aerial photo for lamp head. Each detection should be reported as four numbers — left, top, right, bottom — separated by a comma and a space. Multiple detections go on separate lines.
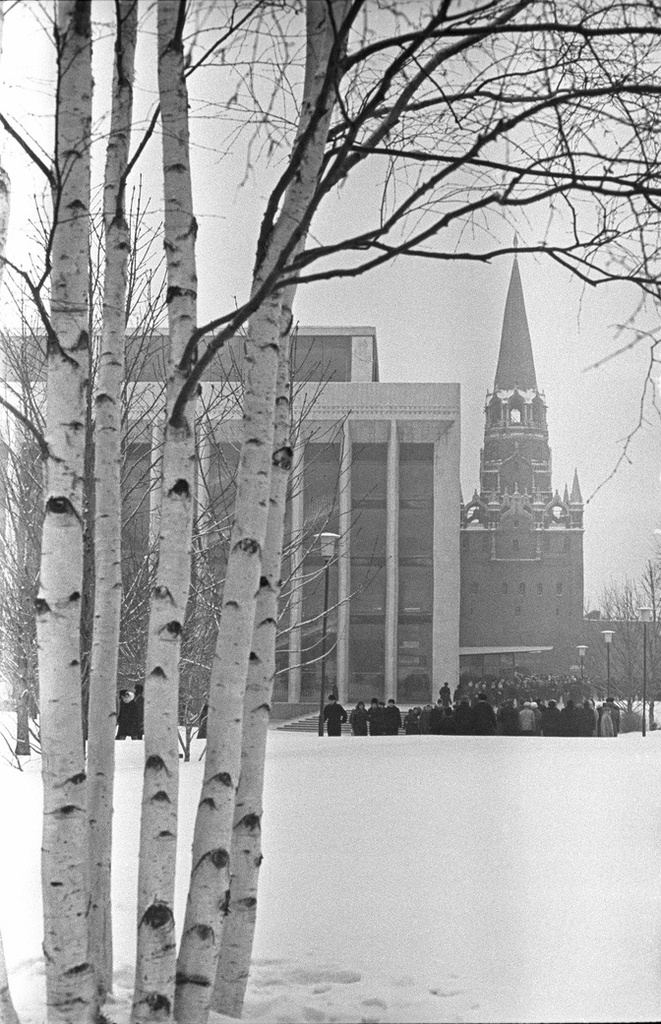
317, 531, 340, 559
577, 645, 588, 658
639, 606, 654, 624
601, 630, 615, 645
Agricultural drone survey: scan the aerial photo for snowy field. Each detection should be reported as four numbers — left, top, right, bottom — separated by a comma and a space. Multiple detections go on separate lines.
2, 727, 661, 1023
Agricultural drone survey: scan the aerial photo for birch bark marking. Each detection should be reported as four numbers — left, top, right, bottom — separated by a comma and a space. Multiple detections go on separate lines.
87, 0, 137, 1005
37, 2, 94, 1021
174, 5, 348, 1021
211, 328, 293, 1019
132, 2, 198, 1020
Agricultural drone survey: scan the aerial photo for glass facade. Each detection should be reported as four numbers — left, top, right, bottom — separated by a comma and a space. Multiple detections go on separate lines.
398, 444, 434, 703
299, 443, 341, 701
349, 443, 387, 701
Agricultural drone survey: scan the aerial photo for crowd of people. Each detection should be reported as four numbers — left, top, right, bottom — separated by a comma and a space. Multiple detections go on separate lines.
323, 686, 625, 738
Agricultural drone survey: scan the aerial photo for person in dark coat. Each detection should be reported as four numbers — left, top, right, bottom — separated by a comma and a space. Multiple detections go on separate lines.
470, 692, 497, 735
439, 707, 456, 734
453, 696, 473, 735
429, 700, 445, 734
349, 701, 368, 736
403, 708, 420, 734
439, 683, 452, 708
323, 694, 347, 736
133, 683, 144, 739
383, 698, 402, 735
367, 697, 385, 736
116, 689, 139, 739
497, 700, 520, 736
577, 699, 597, 737
419, 704, 433, 734
605, 698, 621, 736
559, 699, 580, 737
541, 700, 562, 736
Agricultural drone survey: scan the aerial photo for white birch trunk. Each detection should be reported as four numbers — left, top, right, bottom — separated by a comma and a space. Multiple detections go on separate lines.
87, 0, 137, 1004
211, 326, 293, 1019
37, 3, 95, 1021
0, 925, 20, 1024
132, 3, 198, 1020
174, 5, 348, 1021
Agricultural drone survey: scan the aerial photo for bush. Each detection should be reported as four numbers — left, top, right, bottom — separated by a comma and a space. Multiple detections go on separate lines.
620, 710, 643, 733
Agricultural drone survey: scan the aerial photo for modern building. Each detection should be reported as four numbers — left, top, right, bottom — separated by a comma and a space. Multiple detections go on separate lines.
460, 254, 585, 678
210, 329, 461, 708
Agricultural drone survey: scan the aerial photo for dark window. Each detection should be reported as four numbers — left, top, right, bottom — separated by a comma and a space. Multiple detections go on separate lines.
399, 565, 433, 614
305, 443, 341, 534
352, 506, 386, 558
351, 561, 386, 615
502, 582, 508, 594
513, 539, 520, 553
292, 335, 352, 382
398, 621, 432, 703
515, 605, 522, 615
399, 508, 433, 558
348, 621, 385, 703
122, 440, 151, 564
564, 535, 570, 551
399, 444, 434, 507
519, 582, 526, 596
556, 582, 563, 595
352, 443, 387, 506
482, 533, 490, 551
462, 535, 469, 550
537, 583, 543, 596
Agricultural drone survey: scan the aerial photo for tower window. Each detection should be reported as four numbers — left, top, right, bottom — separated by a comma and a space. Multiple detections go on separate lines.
502, 582, 508, 594
510, 408, 521, 424
515, 605, 522, 616
462, 536, 469, 550
518, 582, 526, 595
556, 582, 563, 596
537, 583, 543, 595
512, 539, 520, 553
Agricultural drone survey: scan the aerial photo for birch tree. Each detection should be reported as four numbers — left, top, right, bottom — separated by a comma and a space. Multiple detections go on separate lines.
211, 309, 294, 1017
35, 1, 95, 1020
132, 2, 199, 1018
174, 5, 351, 1020
87, 0, 137, 1004
0, 0, 17, 1016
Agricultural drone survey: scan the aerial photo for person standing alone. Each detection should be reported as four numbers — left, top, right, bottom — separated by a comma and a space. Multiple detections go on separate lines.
323, 694, 347, 736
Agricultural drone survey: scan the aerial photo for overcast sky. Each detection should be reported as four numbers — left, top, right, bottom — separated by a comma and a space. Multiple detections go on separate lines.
2, 1, 660, 608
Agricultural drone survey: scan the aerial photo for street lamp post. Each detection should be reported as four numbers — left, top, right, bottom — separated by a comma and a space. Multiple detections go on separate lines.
639, 606, 653, 737
317, 532, 340, 737
577, 645, 587, 689
601, 630, 614, 698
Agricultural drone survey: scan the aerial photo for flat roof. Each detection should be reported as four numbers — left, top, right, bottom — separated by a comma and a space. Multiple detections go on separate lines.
460, 646, 554, 655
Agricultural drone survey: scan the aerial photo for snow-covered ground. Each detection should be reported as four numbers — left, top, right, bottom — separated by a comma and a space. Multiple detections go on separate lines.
2, 727, 661, 1023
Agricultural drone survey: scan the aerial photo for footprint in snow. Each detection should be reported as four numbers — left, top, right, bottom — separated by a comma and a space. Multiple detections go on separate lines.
290, 967, 362, 985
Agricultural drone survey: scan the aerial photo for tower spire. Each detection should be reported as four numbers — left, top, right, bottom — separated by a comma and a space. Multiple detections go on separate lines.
493, 255, 537, 391
570, 468, 583, 504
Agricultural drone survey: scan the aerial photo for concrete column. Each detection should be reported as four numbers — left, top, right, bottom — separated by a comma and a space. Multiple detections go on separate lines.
288, 442, 305, 702
337, 421, 351, 704
384, 420, 399, 701
433, 418, 461, 691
